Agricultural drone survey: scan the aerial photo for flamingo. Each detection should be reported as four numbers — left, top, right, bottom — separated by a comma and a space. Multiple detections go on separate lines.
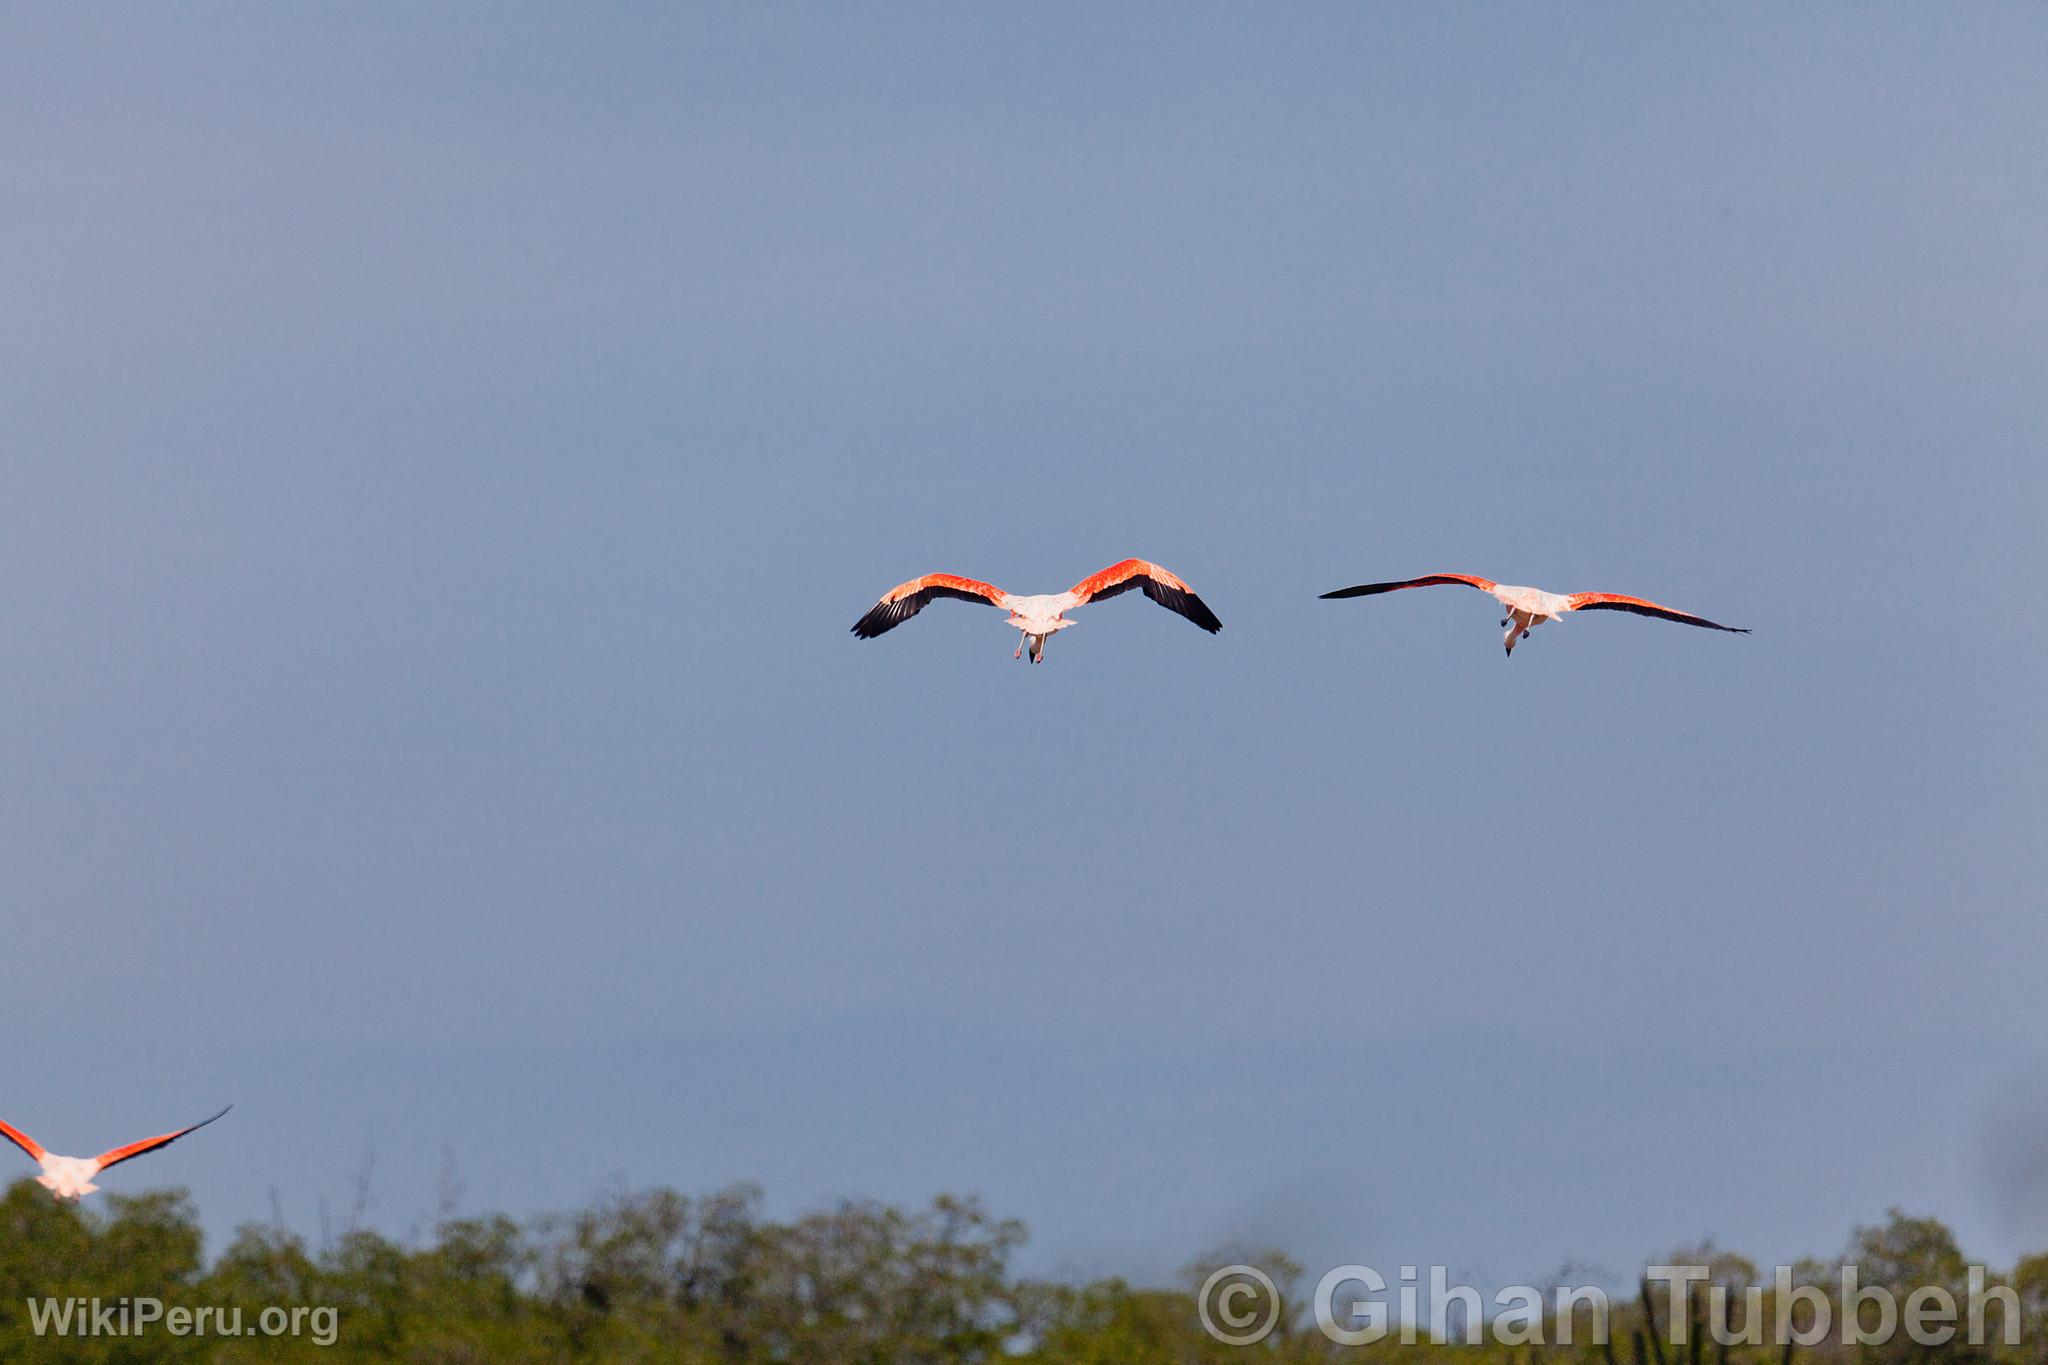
0, 1105, 231, 1201
853, 557, 1221, 662
1320, 573, 1747, 656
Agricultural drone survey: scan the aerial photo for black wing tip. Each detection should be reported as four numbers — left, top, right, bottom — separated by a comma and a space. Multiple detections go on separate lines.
1669, 613, 1750, 634
852, 585, 996, 639
1145, 582, 1222, 633
1183, 592, 1223, 634
850, 602, 901, 639
169, 1105, 233, 1142
1575, 600, 1750, 633
1322, 576, 1489, 600
100, 1103, 233, 1169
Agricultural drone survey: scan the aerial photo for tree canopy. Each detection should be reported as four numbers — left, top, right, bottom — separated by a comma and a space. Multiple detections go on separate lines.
0, 1182, 2036, 1363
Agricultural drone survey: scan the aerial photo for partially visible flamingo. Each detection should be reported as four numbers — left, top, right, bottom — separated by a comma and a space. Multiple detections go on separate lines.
1320, 573, 1747, 656
0, 1106, 232, 1201
853, 558, 1221, 663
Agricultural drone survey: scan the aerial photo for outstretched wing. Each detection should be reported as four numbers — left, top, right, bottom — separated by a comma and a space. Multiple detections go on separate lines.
851, 574, 1008, 639
0, 1117, 46, 1164
93, 1105, 232, 1172
1566, 592, 1748, 633
1067, 559, 1221, 633
1319, 573, 1498, 600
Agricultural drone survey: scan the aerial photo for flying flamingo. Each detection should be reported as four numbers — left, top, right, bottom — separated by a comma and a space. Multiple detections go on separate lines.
1320, 573, 1747, 656
853, 558, 1221, 662
0, 1105, 231, 1201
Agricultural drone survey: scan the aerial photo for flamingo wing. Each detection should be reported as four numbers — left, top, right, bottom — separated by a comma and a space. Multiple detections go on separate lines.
1565, 592, 1748, 633
852, 574, 1008, 639
1319, 573, 1499, 600
92, 1105, 232, 1172
0, 1117, 47, 1163
1066, 559, 1221, 633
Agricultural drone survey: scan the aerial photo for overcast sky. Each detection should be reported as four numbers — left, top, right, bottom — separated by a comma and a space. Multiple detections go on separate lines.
3, 3, 2045, 1287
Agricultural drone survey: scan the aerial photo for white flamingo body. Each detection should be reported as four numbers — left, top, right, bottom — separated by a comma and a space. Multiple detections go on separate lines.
854, 559, 1220, 663
1000, 593, 1080, 646
36, 1154, 106, 1201
0, 1106, 231, 1201
1321, 573, 1747, 656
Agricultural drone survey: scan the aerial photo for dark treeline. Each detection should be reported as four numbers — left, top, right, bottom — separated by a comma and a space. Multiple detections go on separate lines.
1, 1180, 2043, 1362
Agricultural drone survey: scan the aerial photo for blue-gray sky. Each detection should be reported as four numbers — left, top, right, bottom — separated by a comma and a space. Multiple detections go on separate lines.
4, 3, 2045, 1286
